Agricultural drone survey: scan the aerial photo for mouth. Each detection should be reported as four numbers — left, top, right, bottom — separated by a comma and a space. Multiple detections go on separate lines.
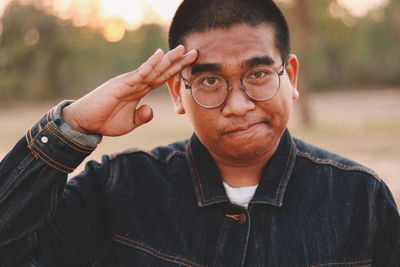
222, 121, 266, 136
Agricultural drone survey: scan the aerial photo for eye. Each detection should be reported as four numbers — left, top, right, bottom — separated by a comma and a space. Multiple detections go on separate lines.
201, 77, 217, 86
248, 71, 268, 79
201, 77, 219, 86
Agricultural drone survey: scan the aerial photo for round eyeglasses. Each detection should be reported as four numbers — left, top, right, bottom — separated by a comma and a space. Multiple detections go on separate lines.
179, 62, 286, 108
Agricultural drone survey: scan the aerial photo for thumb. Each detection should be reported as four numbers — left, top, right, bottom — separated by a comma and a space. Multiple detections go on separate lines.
134, 104, 153, 128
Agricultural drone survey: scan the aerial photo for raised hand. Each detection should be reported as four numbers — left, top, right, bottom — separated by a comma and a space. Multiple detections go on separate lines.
62, 45, 198, 136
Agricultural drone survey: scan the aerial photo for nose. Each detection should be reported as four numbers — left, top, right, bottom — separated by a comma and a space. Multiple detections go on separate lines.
222, 79, 255, 117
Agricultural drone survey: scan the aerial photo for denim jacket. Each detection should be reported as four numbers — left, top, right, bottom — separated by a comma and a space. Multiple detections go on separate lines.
0, 107, 399, 267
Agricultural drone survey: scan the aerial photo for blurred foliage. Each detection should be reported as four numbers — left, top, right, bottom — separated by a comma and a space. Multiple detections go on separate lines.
284, 0, 400, 91
0, 1, 168, 103
0, 0, 399, 104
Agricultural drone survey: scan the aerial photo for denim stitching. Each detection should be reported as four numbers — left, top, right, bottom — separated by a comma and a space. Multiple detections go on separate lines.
296, 151, 380, 181
25, 131, 31, 146
249, 138, 296, 204
112, 233, 203, 267
297, 149, 380, 235
46, 123, 93, 153
49, 108, 54, 121
275, 138, 296, 202
45, 109, 94, 153
47, 122, 96, 154
186, 142, 230, 205
29, 127, 33, 141
46, 111, 51, 123
27, 123, 76, 172
49, 122, 96, 151
274, 141, 292, 200
187, 141, 206, 203
310, 259, 372, 267
27, 126, 33, 144
31, 143, 74, 171
29, 146, 70, 173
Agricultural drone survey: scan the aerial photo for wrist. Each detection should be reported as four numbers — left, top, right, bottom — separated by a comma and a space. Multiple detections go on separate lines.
61, 104, 90, 135
52, 100, 102, 147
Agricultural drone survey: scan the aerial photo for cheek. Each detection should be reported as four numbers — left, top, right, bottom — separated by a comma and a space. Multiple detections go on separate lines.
183, 101, 218, 134
191, 113, 218, 134
263, 94, 293, 126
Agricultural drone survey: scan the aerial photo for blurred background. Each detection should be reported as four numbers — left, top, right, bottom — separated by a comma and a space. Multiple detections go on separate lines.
0, 0, 399, 204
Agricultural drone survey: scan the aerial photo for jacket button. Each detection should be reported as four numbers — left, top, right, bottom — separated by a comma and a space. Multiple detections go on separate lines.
238, 213, 247, 224
41, 136, 49, 144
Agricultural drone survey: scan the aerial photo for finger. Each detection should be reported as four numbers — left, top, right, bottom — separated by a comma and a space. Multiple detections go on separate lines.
164, 49, 198, 76
140, 48, 165, 75
132, 45, 185, 84
143, 46, 188, 81
150, 49, 198, 86
133, 104, 153, 128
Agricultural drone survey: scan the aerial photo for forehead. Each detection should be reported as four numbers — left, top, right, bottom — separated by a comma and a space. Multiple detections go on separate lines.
182, 23, 281, 67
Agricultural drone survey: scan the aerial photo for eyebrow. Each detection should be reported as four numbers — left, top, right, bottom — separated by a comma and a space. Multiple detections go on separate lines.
190, 56, 276, 75
244, 56, 275, 68
191, 63, 223, 75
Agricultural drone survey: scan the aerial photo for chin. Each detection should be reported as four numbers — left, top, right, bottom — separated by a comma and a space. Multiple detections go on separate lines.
224, 142, 275, 162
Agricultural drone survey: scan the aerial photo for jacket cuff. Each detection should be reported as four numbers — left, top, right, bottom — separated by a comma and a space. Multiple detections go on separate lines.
52, 100, 102, 147
25, 101, 101, 173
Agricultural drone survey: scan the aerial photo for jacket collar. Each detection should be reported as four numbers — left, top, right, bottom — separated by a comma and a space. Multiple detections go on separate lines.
186, 129, 297, 208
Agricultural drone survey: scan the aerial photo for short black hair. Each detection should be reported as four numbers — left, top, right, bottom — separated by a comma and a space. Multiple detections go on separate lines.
168, 0, 290, 60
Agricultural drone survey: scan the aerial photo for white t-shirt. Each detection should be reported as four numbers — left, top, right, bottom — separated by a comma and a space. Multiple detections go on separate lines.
223, 182, 258, 208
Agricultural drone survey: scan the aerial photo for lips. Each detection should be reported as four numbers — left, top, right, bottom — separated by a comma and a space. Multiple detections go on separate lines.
222, 121, 266, 135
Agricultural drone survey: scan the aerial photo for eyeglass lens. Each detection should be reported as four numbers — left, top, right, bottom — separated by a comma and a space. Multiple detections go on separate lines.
190, 66, 280, 108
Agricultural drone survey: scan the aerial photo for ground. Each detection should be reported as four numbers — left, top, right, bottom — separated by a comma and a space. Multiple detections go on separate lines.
1, 89, 399, 205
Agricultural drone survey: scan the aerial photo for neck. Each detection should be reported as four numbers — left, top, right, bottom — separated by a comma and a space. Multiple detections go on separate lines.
219, 163, 265, 188
210, 150, 275, 188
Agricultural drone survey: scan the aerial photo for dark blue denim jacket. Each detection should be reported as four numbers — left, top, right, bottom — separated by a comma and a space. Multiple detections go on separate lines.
0, 108, 399, 267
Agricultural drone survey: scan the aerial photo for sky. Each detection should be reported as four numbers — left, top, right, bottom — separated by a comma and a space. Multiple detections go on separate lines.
0, 0, 391, 41
99, 0, 182, 28
0, 0, 183, 27
0, 0, 391, 22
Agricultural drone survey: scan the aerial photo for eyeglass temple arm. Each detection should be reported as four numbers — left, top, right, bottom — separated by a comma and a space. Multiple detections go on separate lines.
278, 61, 286, 76
179, 72, 191, 89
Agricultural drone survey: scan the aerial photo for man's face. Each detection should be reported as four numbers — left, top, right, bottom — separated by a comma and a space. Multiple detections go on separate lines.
168, 23, 299, 165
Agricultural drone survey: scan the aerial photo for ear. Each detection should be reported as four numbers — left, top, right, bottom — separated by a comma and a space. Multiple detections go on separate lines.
167, 75, 186, 114
285, 54, 300, 101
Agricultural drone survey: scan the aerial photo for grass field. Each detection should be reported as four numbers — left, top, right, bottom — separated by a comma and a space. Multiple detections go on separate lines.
1, 89, 399, 206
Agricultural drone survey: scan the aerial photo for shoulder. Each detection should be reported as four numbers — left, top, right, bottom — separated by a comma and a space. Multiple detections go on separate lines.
289, 137, 386, 217
107, 139, 188, 164
293, 137, 380, 182
95, 139, 193, 197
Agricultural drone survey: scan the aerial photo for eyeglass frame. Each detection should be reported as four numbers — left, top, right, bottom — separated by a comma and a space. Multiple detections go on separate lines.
179, 60, 286, 109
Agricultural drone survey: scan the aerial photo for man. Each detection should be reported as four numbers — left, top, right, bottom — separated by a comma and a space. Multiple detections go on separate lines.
0, 0, 399, 266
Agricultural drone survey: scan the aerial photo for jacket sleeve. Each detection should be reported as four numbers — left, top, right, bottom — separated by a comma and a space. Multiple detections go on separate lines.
0, 105, 110, 266
372, 180, 400, 266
